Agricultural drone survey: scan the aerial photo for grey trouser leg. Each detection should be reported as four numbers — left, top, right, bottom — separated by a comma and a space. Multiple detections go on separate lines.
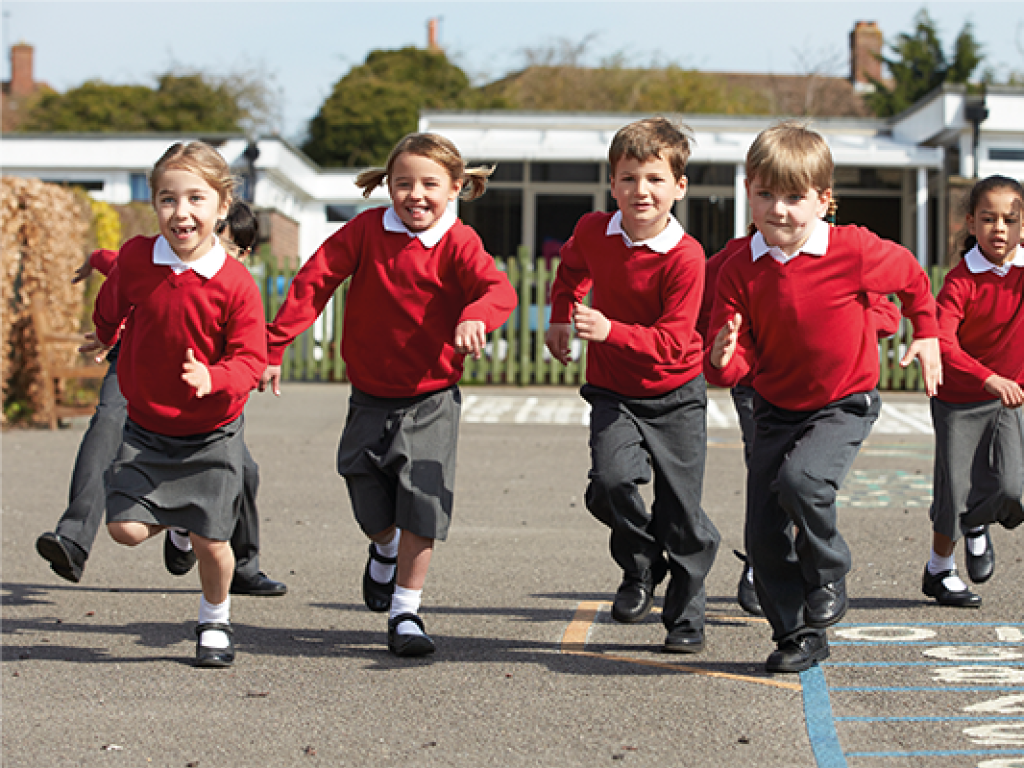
730, 384, 756, 467
54, 348, 125, 556
746, 390, 880, 644
230, 447, 262, 580
930, 398, 1024, 540
583, 378, 720, 631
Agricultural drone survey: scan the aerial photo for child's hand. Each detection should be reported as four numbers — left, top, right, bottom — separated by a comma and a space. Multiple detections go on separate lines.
545, 323, 573, 365
259, 365, 282, 397
72, 256, 94, 284
710, 313, 742, 369
572, 303, 611, 343
79, 332, 112, 364
984, 374, 1024, 409
454, 320, 487, 360
902, 337, 942, 397
182, 348, 212, 397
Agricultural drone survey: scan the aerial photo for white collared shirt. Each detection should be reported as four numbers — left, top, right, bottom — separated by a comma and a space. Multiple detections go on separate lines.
963, 243, 1024, 278
750, 218, 830, 264
383, 205, 457, 248
152, 235, 227, 278
605, 210, 685, 253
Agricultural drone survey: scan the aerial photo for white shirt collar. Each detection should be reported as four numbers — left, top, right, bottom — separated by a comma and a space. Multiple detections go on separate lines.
153, 235, 227, 279
751, 218, 829, 264
963, 243, 1024, 277
605, 210, 685, 253
383, 205, 457, 248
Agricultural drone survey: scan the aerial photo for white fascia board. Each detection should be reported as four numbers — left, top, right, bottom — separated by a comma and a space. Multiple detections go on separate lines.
892, 91, 963, 144
982, 93, 1024, 133
1, 135, 249, 171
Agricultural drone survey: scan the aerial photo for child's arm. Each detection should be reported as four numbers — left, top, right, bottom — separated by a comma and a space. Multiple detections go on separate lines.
454, 320, 487, 360
703, 261, 755, 387
984, 374, 1024, 409
902, 337, 942, 397
545, 323, 573, 365
182, 348, 213, 397
709, 313, 743, 370
572, 303, 610, 342
200, 278, 268, 399
869, 295, 901, 339
450, 231, 518, 356
91, 261, 126, 350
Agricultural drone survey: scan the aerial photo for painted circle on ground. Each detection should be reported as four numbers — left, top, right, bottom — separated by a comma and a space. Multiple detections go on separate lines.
835, 626, 937, 641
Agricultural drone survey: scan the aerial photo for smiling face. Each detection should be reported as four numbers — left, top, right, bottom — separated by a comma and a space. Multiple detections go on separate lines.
967, 187, 1023, 267
609, 155, 687, 242
387, 151, 463, 233
153, 168, 230, 263
746, 176, 831, 256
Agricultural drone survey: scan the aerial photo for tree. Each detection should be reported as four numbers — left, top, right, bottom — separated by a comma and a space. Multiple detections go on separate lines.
17, 73, 252, 133
867, 9, 984, 117
302, 47, 484, 167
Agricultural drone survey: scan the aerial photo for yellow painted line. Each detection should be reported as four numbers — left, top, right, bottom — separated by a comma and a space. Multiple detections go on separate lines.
560, 601, 802, 692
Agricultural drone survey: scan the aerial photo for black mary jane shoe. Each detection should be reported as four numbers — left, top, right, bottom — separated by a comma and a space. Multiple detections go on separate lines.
230, 572, 288, 597
766, 633, 829, 674
195, 623, 235, 668
805, 579, 848, 629
964, 528, 995, 584
733, 550, 763, 617
363, 543, 397, 613
164, 531, 197, 577
921, 566, 982, 607
387, 613, 435, 658
36, 532, 86, 583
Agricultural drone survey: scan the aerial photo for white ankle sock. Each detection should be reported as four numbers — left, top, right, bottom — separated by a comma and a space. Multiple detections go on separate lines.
927, 551, 955, 575
966, 527, 988, 556
390, 586, 424, 636
369, 530, 400, 584
170, 529, 192, 552
198, 596, 231, 648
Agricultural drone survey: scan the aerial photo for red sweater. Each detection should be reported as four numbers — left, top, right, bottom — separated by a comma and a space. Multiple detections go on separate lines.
266, 208, 517, 398
936, 259, 1024, 403
93, 236, 267, 436
550, 211, 705, 397
703, 225, 939, 411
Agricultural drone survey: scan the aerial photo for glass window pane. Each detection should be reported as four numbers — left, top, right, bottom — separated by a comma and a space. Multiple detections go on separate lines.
535, 194, 594, 262
530, 162, 601, 183
687, 196, 735, 256
459, 188, 523, 259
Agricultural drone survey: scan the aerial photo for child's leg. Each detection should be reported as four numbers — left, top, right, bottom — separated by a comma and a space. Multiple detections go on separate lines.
192, 534, 235, 605
107, 521, 165, 546
390, 532, 435, 640
192, 534, 236, 663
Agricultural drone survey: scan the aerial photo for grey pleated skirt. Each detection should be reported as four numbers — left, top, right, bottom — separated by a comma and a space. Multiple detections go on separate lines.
106, 416, 245, 541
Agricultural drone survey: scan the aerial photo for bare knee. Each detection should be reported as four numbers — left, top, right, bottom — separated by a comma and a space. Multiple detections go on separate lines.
107, 522, 150, 547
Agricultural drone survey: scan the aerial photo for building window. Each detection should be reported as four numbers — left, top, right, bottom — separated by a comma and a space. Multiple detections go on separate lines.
530, 162, 601, 183
474, 161, 524, 182
686, 164, 734, 186
44, 179, 105, 192
459, 188, 523, 259
130, 173, 149, 202
326, 204, 358, 223
989, 148, 1024, 162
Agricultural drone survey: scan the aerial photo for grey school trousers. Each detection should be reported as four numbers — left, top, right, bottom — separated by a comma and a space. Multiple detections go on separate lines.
746, 389, 881, 644
52, 349, 264, 580
930, 398, 1024, 540
582, 377, 720, 632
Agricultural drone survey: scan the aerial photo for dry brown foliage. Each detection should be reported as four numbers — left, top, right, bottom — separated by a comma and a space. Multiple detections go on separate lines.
2, 177, 90, 425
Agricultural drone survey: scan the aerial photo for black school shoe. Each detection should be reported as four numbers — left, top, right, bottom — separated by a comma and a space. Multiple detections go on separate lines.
663, 626, 705, 654
766, 633, 829, 674
195, 623, 235, 668
610, 557, 668, 624
805, 579, 848, 629
36, 532, 86, 583
387, 613, 435, 657
733, 550, 763, 617
362, 543, 397, 613
163, 531, 197, 576
964, 528, 995, 584
921, 566, 982, 607
230, 572, 288, 597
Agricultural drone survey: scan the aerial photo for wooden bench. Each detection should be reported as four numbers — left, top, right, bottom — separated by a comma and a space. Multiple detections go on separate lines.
30, 293, 108, 429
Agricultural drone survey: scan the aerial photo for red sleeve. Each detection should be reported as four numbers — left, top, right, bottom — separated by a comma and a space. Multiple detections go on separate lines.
207, 265, 268, 397
549, 229, 593, 325
936, 274, 993, 388
91, 261, 124, 346
90, 249, 118, 277
697, 248, 727, 344
857, 227, 939, 338
266, 224, 360, 366
452, 230, 518, 332
869, 295, 902, 339
603, 245, 704, 367
702, 255, 755, 388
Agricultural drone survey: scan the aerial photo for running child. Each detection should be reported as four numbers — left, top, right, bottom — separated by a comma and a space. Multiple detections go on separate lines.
260, 133, 517, 657
546, 117, 720, 653
89, 142, 267, 668
921, 175, 1024, 608
705, 122, 941, 673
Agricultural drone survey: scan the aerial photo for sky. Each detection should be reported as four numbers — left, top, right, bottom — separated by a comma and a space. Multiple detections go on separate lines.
3, 1, 1023, 142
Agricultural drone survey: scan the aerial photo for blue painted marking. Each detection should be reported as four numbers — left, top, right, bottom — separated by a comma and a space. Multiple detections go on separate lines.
801, 665, 846, 768
845, 749, 1024, 758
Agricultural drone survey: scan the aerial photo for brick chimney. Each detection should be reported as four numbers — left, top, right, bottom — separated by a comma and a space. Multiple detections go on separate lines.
427, 18, 441, 52
10, 43, 36, 97
850, 21, 884, 90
